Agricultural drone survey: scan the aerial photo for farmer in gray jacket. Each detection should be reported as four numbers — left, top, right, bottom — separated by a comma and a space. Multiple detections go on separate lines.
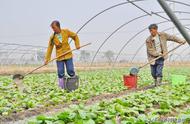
146, 24, 186, 86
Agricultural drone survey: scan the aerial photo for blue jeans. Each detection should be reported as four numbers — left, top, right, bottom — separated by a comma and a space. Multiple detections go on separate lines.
150, 57, 164, 79
56, 58, 75, 78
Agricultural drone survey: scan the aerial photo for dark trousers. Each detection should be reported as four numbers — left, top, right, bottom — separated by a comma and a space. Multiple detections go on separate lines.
150, 57, 164, 79
56, 58, 75, 78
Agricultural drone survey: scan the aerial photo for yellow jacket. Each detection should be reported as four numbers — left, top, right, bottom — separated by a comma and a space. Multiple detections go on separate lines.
45, 29, 80, 61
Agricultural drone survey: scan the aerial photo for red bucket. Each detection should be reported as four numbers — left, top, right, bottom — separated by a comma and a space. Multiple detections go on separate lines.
123, 75, 137, 89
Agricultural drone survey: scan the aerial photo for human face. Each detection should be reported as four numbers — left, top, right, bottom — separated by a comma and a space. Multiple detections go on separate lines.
149, 28, 158, 37
51, 23, 61, 34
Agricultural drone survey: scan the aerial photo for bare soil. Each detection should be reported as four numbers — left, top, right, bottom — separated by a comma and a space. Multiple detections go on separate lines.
0, 62, 189, 75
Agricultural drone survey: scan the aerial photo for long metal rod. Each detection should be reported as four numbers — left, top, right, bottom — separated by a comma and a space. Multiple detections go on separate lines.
90, 11, 190, 65
69, 0, 145, 44
93, 0, 190, 66
109, 0, 190, 65
4, 46, 20, 65
2, 1, 190, 66
20, 48, 37, 65
158, 0, 190, 45
166, 0, 190, 7
90, 14, 148, 66
128, 0, 190, 31
169, 53, 183, 62
174, 45, 190, 61
0, 42, 46, 48
2, 0, 190, 66
70, 0, 190, 44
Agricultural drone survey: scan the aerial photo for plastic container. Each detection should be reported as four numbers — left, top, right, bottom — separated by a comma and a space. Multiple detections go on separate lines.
123, 75, 137, 89
171, 74, 187, 85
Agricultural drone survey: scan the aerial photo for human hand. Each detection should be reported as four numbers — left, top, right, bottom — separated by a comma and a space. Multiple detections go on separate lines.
44, 60, 49, 65
159, 53, 165, 57
181, 41, 186, 45
76, 46, 80, 50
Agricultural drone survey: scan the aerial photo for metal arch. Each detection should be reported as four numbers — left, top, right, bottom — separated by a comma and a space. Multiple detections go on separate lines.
68, 0, 146, 44
112, 28, 146, 67
28, 53, 37, 65
169, 53, 183, 62
130, 42, 146, 63
130, 24, 190, 63
10, 52, 35, 65
1, 1, 188, 63
0, 0, 189, 64
183, 51, 190, 61
0, 51, 32, 65
175, 53, 188, 59
20, 52, 33, 65
0, 42, 46, 48
112, 19, 190, 66
175, 47, 189, 61
21, 53, 36, 65
90, 11, 190, 65
0, 43, 46, 65
85, 0, 190, 65
20, 49, 46, 65
166, 0, 190, 7
68, 0, 190, 44
110, 0, 190, 65
4, 45, 34, 64
2, 46, 20, 65
0, 49, 37, 52
19, 48, 37, 65
156, 11, 190, 15
19, 47, 46, 65
169, 31, 190, 58
19, 48, 39, 61
0, 49, 36, 65
90, 14, 149, 66
174, 45, 190, 61
128, 0, 190, 30
3, 46, 44, 65
113, 0, 190, 65
3, 48, 38, 65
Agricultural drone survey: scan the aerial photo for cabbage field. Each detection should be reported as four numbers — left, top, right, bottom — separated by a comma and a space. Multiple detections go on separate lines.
0, 67, 190, 124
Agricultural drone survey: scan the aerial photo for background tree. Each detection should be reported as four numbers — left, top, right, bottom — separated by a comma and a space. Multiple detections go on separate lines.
80, 50, 91, 62
36, 50, 45, 62
104, 50, 114, 65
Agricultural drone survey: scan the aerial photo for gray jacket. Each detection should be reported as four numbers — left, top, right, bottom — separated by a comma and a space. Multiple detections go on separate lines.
146, 32, 186, 65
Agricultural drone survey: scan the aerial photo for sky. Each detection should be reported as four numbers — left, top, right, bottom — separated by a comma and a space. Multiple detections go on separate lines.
0, 0, 190, 61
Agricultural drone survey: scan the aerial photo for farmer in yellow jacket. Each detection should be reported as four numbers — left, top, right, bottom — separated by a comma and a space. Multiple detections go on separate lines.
45, 20, 80, 89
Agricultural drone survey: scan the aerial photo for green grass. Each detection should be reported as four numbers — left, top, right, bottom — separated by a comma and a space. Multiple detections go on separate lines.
0, 67, 189, 117
28, 84, 190, 124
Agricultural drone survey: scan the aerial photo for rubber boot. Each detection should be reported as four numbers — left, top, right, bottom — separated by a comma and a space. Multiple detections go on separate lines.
154, 78, 157, 87
58, 78, 65, 89
157, 77, 162, 86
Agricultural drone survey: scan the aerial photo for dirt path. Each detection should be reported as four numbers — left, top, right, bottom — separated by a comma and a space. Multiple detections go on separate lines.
1, 83, 169, 124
